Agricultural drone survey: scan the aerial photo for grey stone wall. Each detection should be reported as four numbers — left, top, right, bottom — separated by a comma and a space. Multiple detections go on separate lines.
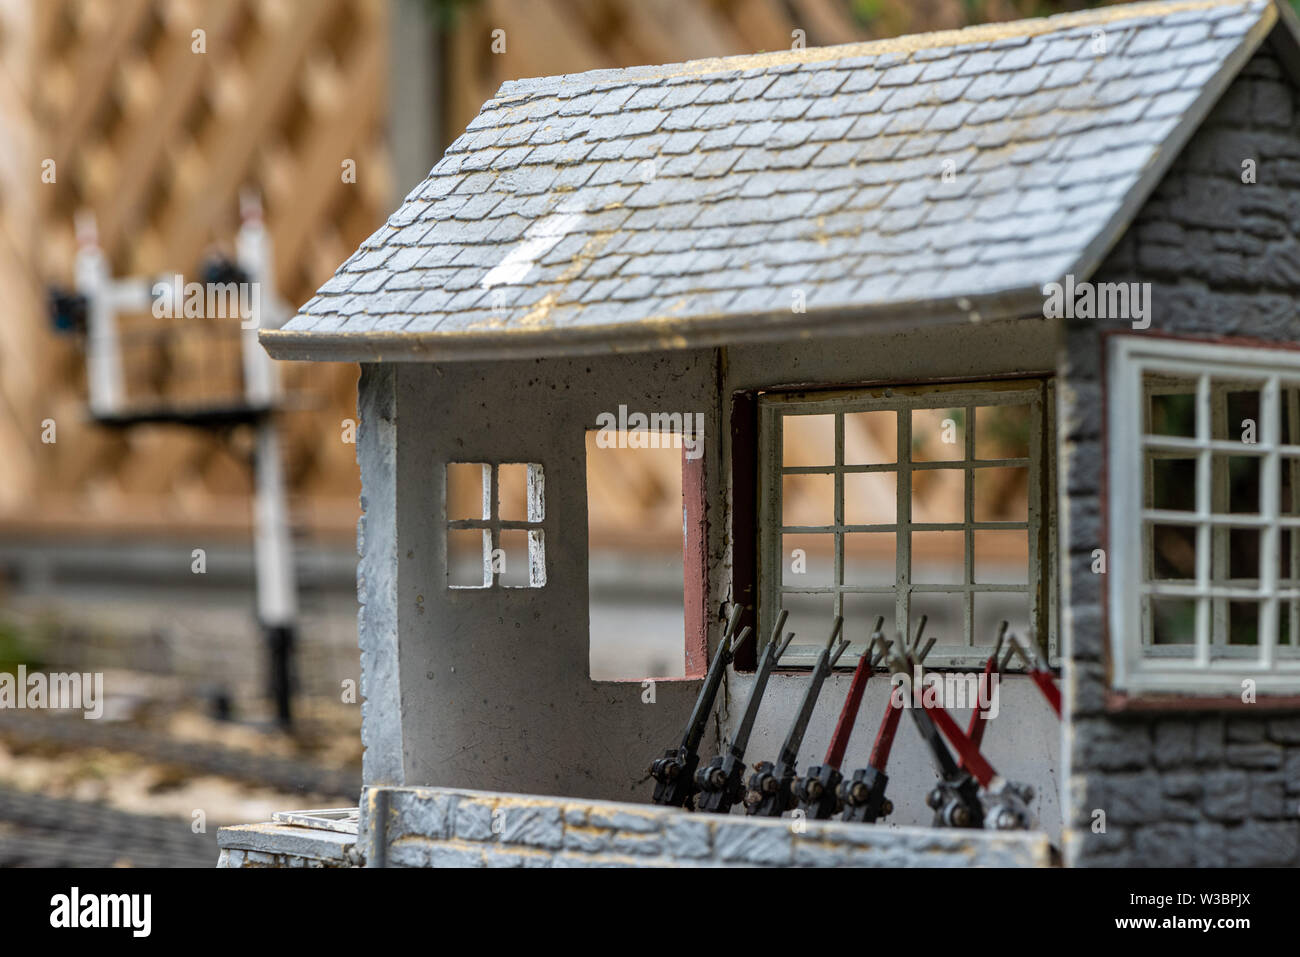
358, 785, 1051, 867
1061, 36, 1300, 867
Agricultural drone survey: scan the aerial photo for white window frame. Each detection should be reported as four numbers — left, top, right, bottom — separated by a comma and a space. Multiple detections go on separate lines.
446, 462, 546, 589
758, 379, 1052, 669
1107, 336, 1300, 695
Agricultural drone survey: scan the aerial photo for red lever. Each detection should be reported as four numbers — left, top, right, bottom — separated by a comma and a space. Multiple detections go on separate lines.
925, 703, 998, 789
1031, 670, 1062, 717
822, 634, 878, 770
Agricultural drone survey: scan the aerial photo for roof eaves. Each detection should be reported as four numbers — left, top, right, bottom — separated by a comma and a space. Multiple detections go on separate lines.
259, 285, 1046, 363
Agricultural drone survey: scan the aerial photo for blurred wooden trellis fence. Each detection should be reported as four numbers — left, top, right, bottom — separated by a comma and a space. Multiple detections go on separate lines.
0, 0, 391, 540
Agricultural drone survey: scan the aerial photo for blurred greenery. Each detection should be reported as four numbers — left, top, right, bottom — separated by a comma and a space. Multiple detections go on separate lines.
854, 0, 1111, 31
0, 616, 44, 676
414, 0, 479, 29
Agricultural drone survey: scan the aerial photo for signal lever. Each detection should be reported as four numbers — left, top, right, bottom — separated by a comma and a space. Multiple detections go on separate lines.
694, 610, 794, 813
744, 616, 849, 817
885, 638, 985, 829
793, 616, 889, 820
838, 616, 931, 823
649, 603, 749, 809
1003, 631, 1061, 718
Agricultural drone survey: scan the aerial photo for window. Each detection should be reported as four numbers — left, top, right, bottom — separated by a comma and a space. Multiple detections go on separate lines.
759, 380, 1050, 668
585, 427, 707, 681
586, 434, 687, 680
445, 462, 545, 588
1108, 337, 1300, 695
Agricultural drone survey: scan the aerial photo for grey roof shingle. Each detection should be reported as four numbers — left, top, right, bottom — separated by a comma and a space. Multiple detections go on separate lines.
266, 0, 1289, 361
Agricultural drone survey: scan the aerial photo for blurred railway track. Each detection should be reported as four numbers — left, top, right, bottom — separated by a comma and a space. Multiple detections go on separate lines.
0, 712, 360, 801
0, 786, 219, 868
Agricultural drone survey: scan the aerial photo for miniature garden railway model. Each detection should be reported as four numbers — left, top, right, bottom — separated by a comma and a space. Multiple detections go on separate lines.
218, 0, 1300, 870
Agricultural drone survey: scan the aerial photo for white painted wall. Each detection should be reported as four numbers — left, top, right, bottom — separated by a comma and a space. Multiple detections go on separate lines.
387, 349, 724, 801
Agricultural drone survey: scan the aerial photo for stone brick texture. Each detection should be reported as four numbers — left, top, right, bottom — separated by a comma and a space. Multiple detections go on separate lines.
1061, 39, 1300, 867
361, 786, 1050, 868
218, 847, 358, 868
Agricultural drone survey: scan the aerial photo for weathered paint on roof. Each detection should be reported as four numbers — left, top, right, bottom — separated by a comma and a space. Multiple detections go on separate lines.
264, 0, 1289, 362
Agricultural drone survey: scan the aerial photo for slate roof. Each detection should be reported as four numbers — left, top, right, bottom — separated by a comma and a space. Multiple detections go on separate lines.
263, 0, 1297, 362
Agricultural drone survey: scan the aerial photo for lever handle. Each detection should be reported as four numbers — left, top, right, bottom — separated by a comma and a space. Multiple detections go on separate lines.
730, 625, 753, 655
908, 614, 928, 654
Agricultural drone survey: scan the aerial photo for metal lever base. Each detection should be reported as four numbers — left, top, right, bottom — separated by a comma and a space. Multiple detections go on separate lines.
925, 775, 985, 829
838, 766, 893, 823
694, 754, 745, 813
793, 763, 843, 820
743, 761, 794, 818
650, 748, 700, 809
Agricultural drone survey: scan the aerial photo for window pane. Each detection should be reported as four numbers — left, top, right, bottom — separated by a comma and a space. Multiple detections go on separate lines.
844, 410, 896, 465
1149, 596, 1196, 646
1146, 381, 1197, 437
973, 467, 1027, 522
1147, 457, 1197, 511
783, 413, 835, 467
1150, 524, 1197, 581
974, 403, 1030, 459
908, 592, 964, 648
912, 530, 965, 584
1213, 454, 1260, 515
1228, 527, 1259, 583
844, 470, 895, 524
912, 408, 964, 461
844, 532, 896, 586
973, 592, 1030, 647
783, 532, 834, 588
840, 593, 893, 658
498, 463, 541, 522
974, 529, 1028, 584
783, 472, 835, 526
446, 462, 490, 521
1221, 389, 1263, 444
448, 528, 490, 587
779, 591, 838, 657
1228, 600, 1259, 646
912, 468, 965, 523
498, 528, 531, 587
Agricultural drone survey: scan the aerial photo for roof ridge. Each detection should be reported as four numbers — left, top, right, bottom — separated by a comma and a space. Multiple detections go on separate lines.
495, 0, 1262, 100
